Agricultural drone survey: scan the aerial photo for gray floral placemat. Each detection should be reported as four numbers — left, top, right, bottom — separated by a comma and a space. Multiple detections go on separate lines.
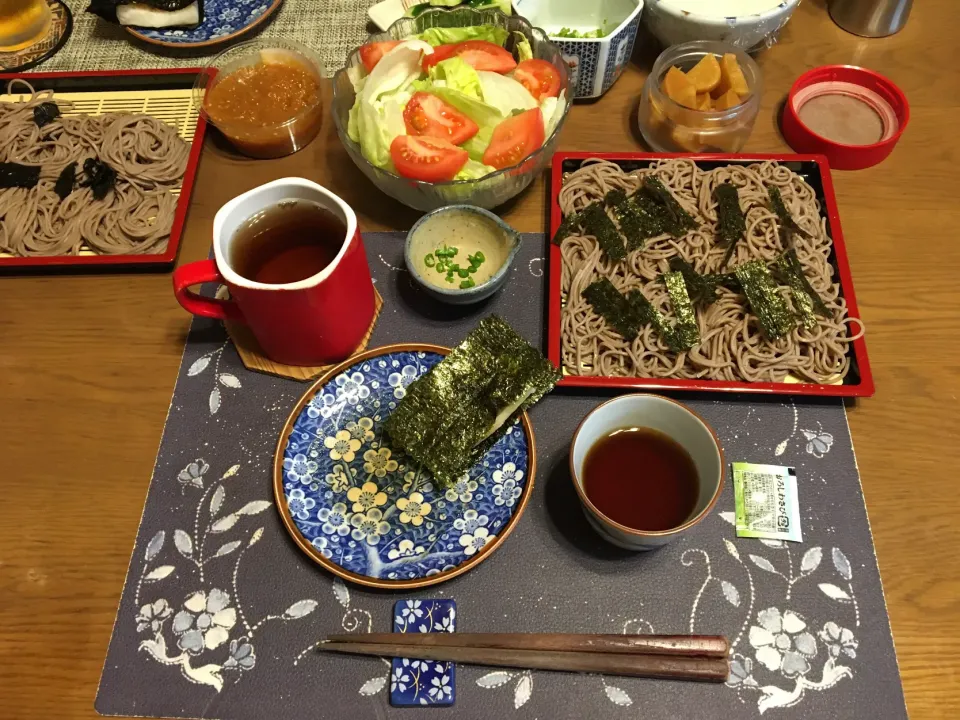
96, 233, 906, 719
33, 0, 378, 75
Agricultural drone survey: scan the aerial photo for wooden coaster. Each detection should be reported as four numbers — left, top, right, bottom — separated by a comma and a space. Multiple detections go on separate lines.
219, 286, 383, 381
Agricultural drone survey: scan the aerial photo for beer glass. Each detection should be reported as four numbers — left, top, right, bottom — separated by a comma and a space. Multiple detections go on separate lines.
0, 0, 52, 53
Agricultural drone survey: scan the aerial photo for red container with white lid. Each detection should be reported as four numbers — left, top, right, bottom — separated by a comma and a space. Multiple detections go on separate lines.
781, 65, 909, 170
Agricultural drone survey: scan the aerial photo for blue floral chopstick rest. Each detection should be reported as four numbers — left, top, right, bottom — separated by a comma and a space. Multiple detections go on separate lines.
391, 599, 456, 707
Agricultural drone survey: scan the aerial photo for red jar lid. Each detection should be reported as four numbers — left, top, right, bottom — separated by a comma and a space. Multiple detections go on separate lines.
781, 65, 909, 170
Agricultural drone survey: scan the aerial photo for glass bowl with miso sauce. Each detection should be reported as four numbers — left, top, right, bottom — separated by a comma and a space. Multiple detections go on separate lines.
194, 39, 324, 159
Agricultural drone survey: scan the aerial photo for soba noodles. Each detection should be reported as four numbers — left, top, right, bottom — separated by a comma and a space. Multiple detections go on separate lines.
559, 158, 864, 384
0, 80, 188, 257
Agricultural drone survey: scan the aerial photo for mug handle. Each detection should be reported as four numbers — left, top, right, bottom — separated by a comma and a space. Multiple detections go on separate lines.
172, 259, 243, 321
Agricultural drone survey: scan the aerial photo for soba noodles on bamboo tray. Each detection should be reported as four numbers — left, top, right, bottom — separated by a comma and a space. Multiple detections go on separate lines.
0, 80, 189, 257
553, 158, 865, 384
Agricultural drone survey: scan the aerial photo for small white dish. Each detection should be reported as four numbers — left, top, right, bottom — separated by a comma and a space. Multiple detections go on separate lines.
513, 0, 644, 98
643, 0, 800, 51
569, 394, 724, 551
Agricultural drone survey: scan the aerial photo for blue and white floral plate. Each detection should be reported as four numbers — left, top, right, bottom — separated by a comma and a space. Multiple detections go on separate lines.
273, 343, 536, 589
126, 0, 282, 48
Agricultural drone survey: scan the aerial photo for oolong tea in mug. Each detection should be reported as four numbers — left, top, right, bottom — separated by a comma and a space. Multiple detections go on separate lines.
229, 201, 347, 285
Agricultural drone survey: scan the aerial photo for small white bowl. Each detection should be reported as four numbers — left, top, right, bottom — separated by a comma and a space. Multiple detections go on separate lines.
643, 0, 800, 51
569, 394, 724, 551
514, 0, 645, 99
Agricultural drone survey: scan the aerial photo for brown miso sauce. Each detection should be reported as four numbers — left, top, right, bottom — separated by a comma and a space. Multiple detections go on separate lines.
583, 427, 699, 532
205, 62, 320, 129
230, 201, 345, 285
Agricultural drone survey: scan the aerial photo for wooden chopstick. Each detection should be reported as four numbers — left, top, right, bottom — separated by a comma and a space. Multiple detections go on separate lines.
320, 641, 729, 683
325, 633, 729, 659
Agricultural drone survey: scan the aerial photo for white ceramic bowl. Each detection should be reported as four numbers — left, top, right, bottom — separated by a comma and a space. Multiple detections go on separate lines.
570, 394, 724, 551
513, 0, 645, 99
643, 0, 800, 50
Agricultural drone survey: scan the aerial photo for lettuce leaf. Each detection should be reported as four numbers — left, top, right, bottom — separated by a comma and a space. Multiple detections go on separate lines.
418, 24, 509, 47
477, 70, 536, 116
431, 85, 503, 130
540, 90, 567, 139
513, 32, 533, 62
461, 125, 494, 162
456, 159, 498, 180
351, 41, 432, 167
429, 57, 482, 99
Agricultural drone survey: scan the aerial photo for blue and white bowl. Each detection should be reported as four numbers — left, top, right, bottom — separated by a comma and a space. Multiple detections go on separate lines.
274, 345, 536, 589
514, 0, 644, 99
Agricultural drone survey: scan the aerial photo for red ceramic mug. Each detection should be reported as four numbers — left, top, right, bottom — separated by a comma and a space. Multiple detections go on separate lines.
172, 178, 376, 366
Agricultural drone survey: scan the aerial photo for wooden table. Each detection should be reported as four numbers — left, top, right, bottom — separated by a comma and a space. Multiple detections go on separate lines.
2, 2, 957, 717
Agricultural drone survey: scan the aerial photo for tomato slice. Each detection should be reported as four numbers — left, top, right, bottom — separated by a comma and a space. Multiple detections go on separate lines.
482, 108, 545, 170
513, 59, 562, 101
423, 40, 517, 73
454, 40, 518, 73
421, 43, 458, 70
390, 135, 469, 182
403, 92, 479, 145
358, 41, 402, 73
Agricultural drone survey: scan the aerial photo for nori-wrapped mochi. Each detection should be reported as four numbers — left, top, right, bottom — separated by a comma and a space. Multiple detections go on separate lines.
0, 163, 40, 189
384, 316, 560, 490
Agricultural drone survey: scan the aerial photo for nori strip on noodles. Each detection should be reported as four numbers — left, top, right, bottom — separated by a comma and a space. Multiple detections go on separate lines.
715, 183, 746, 268
605, 189, 659, 251
551, 211, 581, 245
581, 201, 626, 261
33, 102, 61, 128
638, 176, 698, 237
668, 257, 721, 306
767, 185, 813, 240
54, 162, 77, 201
625, 290, 680, 352
0, 162, 40, 189
735, 260, 796, 339
583, 278, 644, 342
774, 248, 831, 329
662, 271, 700, 350
79, 158, 116, 201
384, 315, 560, 490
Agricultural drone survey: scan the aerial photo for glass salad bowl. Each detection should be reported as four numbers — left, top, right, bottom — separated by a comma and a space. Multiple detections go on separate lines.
332, 7, 573, 212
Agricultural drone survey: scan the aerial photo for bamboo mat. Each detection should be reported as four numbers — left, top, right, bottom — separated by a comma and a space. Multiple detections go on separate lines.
30, 0, 379, 76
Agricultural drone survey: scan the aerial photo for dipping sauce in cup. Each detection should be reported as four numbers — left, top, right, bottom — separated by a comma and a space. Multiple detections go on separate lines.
570, 394, 725, 551
195, 40, 324, 159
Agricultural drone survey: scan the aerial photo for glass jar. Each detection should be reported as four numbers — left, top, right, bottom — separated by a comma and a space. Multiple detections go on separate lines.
638, 40, 762, 153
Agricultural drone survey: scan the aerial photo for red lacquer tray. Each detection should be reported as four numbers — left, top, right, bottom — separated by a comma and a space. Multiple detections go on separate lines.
547, 152, 874, 398
0, 68, 208, 273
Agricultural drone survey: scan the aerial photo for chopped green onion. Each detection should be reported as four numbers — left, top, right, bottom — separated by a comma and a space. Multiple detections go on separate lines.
445, 274, 455, 283
474, 251, 485, 263
458, 268, 470, 278
460, 278, 476, 289
424, 253, 436, 267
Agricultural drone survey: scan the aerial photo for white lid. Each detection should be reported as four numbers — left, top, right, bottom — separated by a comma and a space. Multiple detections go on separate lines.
658, 0, 786, 18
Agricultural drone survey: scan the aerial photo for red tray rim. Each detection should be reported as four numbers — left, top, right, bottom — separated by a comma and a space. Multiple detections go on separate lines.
546, 151, 875, 398
0, 68, 208, 270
